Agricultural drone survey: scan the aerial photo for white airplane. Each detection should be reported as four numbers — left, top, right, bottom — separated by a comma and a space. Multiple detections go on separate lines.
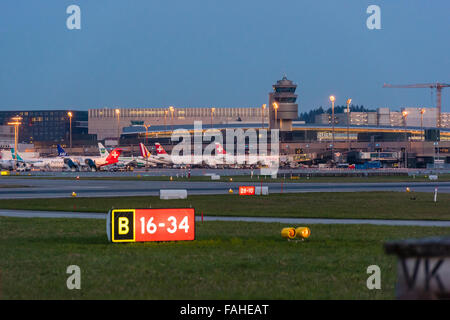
98, 143, 156, 168
16, 146, 123, 172
213, 142, 279, 168
154, 143, 174, 164
0, 150, 29, 171
81, 148, 124, 171
6, 148, 71, 171
139, 143, 174, 166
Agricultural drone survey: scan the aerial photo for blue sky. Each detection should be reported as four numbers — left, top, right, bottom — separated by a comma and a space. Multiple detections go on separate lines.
0, 1, 449, 113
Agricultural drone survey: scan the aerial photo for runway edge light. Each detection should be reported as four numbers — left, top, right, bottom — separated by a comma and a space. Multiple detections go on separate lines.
295, 227, 311, 240
281, 227, 296, 239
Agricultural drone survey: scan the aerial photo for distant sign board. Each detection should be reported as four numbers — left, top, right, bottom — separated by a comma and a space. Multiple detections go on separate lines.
239, 186, 255, 196
107, 208, 195, 243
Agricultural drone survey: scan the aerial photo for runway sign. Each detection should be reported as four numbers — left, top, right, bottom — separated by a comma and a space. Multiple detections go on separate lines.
107, 208, 195, 243
239, 186, 255, 195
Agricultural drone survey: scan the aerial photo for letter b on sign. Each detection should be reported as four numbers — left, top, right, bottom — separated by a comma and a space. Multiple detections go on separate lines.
118, 217, 129, 235
113, 211, 135, 241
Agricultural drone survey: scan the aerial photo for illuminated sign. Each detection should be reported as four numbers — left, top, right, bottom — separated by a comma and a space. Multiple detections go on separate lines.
107, 208, 195, 243
317, 131, 358, 141
239, 186, 255, 195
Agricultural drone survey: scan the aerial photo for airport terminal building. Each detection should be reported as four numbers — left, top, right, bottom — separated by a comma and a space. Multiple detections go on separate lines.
1, 76, 449, 166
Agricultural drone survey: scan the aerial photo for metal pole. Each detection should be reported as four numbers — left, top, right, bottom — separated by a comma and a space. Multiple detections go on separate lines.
70, 116, 72, 149
346, 100, 350, 151
404, 116, 408, 168
14, 125, 18, 166
332, 100, 335, 162
421, 111, 424, 155
117, 112, 120, 143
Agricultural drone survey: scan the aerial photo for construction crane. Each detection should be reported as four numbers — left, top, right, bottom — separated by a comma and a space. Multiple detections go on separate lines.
383, 82, 450, 128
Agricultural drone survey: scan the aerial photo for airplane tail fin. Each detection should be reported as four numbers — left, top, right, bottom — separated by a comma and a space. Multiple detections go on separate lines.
215, 143, 227, 155
139, 143, 151, 158
105, 148, 123, 164
98, 142, 109, 157
57, 145, 69, 157
11, 148, 24, 161
155, 143, 168, 155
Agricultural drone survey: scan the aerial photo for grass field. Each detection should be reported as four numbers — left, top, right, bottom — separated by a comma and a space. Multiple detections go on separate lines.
3, 173, 450, 183
1, 216, 449, 299
0, 191, 448, 221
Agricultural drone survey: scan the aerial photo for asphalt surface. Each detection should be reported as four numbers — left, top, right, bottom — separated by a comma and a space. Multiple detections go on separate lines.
1, 177, 449, 198
1, 209, 450, 227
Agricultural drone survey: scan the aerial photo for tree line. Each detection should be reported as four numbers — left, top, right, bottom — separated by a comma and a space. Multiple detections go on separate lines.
298, 105, 376, 123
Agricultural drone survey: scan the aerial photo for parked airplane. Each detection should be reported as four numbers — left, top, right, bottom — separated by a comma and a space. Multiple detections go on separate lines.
57, 144, 125, 171
213, 142, 279, 168
140, 143, 173, 166
98, 143, 156, 168
154, 143, 173, 164
0, 151, 29, 171
57, 145, 69, 157
79, 147, 123, 171
5, 148, 69, 171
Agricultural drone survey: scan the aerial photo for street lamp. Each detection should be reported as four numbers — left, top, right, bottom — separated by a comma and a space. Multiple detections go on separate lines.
346, 99, 352, 151
420, 108, 426, 141
7, 116, 22, 167
420, 108, 426, 156
115, 108, 121, 144
402, 110, 408, 168
143, 124, 151, 145
67, 111, 73, 149
329, 96, 336, 162
402, 110, 408, 139
211, 107, 215, 129
272, 102, 279, 129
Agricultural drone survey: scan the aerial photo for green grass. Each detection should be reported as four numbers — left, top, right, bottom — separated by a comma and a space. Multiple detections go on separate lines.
3, 173, 450, 183
1, 216, 449, 299
0, 192, 448, 221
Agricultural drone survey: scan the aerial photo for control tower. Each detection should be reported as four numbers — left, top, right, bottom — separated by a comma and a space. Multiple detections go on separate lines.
268, 76, 298, 132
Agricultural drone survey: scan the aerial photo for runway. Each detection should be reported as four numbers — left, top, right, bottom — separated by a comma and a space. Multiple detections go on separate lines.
1, 209, 450, 227
0, 177, 449, 199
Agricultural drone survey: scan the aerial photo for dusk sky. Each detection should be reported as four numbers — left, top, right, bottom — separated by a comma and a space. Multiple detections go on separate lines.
0, 1, 449, 113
